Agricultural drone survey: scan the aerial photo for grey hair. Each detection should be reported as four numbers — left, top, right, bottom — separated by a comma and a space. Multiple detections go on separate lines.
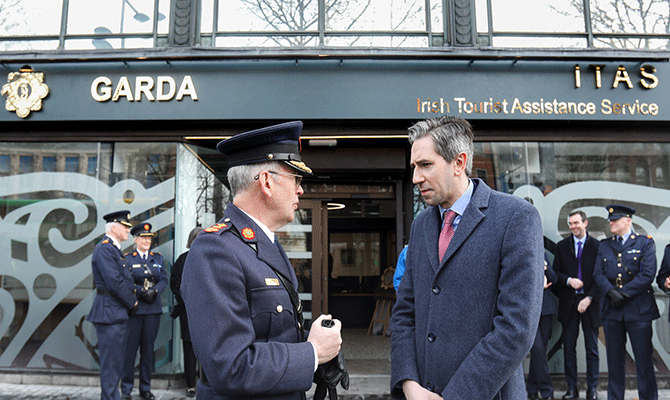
105, 222, 115, 233
227, 161, 280, 198
187, 227, 204, 248
408, 115, 474, 176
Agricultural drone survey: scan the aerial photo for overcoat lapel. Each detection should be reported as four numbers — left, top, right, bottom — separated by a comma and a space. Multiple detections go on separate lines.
436, 180, 489, 274
424, 206, 442, 273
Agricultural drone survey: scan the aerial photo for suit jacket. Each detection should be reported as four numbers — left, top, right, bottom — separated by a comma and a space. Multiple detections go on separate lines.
125, 250, 168, 315
391, 179, 544, 400
542, 257, 558, 316
552, 234, 600, 326
181, 204, 314, 400
170, 251, 191, 341
87, 235, 137, 324
593, 233, 659, 322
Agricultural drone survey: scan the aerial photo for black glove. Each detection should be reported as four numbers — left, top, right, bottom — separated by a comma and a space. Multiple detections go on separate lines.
606, 288, 630, 308
313, 352, 350, 400
128, 304, 139, 316
140, 288, 158, 304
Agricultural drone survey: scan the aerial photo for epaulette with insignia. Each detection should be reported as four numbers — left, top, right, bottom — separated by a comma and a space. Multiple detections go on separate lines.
648, 235, 653, 239
124, 252, 130, 256
204, 223, 229, 233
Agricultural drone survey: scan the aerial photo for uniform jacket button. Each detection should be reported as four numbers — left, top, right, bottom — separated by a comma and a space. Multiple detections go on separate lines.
276, 305, 283, 313
426, 381, 434, 391
427, 333, 436, 342
432, 286, 440, 294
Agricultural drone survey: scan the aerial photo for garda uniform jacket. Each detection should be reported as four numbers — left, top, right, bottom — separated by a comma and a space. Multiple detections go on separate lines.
552, 234, 601, 327
87, 235, 137, 324
181, 203, 314, 400
124, 250, 168, 315
656, 245, 670, 321
390, 179, 544, 400
593, 232, 660, 322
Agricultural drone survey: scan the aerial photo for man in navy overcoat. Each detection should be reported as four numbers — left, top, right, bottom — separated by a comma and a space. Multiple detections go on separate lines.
181, 121, 344, 400
391, 116, 544, 400
87, 210, 137, 400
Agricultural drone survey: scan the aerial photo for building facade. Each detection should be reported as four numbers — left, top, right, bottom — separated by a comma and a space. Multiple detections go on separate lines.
1, 0, 670, 382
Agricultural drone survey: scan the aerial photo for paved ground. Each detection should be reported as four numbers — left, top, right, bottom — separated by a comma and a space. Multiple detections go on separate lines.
2, 383, 670, 400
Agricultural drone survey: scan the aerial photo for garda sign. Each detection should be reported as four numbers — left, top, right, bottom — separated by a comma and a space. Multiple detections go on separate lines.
91, 75, 198, 102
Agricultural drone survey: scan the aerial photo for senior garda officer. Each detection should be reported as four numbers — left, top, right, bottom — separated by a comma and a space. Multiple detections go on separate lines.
87, 210, 138, 400
593, 204, 659, 400
181, 121, 346, 400
121, 223, 168, 400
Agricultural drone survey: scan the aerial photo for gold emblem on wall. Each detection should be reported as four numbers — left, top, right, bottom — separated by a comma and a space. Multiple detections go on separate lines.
1, 66, 49, 118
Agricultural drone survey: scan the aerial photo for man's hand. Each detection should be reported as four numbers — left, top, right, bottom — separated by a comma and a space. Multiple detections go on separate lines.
577, 296, 591, 313
402, 380, 443, 400
569, 278, 584, 290
307, 314, 342, 364
543, 275, 552, 289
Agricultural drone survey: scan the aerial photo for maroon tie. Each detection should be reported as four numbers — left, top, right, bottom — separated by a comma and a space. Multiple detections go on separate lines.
439, 210, 457, 262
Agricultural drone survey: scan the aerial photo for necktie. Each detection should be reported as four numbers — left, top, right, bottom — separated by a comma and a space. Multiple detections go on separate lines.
617, 236, 623, 246
576, 241, 583, 293
439, 210, 457, 262
142, 254, 147, 262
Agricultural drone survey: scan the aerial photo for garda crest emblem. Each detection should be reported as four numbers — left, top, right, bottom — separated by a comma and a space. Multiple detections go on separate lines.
2, 67, 49, 118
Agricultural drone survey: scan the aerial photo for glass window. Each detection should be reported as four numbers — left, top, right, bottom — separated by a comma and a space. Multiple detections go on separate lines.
65, 156, 79, 173
0, 141, 177, 372
489, 0, 584, 33
42, 156, 57, 172
87, 156, 98, 176
0, 155, 10, 176
19, 156, 34, 174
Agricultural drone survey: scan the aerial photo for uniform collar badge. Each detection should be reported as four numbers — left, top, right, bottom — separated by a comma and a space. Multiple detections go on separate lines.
241, 227, 255, 240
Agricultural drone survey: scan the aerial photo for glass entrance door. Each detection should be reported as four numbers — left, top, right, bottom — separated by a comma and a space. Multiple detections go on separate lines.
275, 199, 327, 326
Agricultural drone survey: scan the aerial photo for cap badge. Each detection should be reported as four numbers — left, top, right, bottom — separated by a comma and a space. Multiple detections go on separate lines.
609, 207, 614, 213
241, 227, 255, 240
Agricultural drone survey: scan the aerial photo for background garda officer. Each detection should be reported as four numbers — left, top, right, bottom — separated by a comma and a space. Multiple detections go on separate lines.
87, 210, 137, 400
121, 223, 168, 400
181, 121, 344, 400
593, 204, 659, 400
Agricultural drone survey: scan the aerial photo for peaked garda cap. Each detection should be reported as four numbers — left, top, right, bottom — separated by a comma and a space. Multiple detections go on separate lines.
103, 210, 132, 227
216, 121, 312, 175
131, 223, 155, 237
606, 204, 636, 220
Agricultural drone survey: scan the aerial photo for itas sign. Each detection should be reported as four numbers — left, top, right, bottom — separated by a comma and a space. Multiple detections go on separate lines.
417, 63, 662, 118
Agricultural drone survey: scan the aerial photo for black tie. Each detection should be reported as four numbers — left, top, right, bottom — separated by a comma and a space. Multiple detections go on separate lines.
617, 236, 623, 246
142, 254, 147, 262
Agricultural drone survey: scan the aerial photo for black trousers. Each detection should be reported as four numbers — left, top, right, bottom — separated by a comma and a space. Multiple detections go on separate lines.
527, 314, 554, 399
563, 303, 599, 393
183, 339, 198, 388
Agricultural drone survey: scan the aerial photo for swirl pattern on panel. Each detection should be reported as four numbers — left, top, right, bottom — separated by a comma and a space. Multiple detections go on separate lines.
0, 172, 175, 369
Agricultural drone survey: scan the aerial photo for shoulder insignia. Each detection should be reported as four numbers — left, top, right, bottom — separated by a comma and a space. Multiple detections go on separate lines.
133, 252, 138, 256
204, 223, 228, 233
102, 239, 109, 244
124, 252, 130, 256
648, 235, 653, 239
241, 227, 256, 240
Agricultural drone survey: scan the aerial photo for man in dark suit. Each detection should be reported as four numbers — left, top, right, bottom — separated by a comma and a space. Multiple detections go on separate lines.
181, 121, 344, 400
390, 116, 544, 400
87, 210, 138, 400
526, 255, 558, 400
593, 205, 659, 400
552, 211, 600, 400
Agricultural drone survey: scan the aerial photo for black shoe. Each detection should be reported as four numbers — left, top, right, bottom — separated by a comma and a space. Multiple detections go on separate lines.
121, 394, 132, 400
528, 393, 539, 400
586, 390, 598, 400
562, 389, 579, 399
186, 388, 196, 398
140, 391, 155, 400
